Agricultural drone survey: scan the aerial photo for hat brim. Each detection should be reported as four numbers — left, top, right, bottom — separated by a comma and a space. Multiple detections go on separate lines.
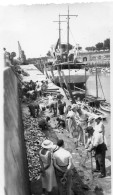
41, 141, 53, 149
95, 116, 102, 121
88, 118, 94, 122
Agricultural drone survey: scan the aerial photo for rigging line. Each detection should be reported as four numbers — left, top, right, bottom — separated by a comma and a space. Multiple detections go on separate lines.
69, 27, 77, 46
97, 72, 106, 100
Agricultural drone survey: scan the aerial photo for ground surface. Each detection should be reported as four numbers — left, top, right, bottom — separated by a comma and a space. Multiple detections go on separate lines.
21, 96, 111, 195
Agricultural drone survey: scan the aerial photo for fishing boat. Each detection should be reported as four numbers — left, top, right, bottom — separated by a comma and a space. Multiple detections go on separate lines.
76, 98, 107, 120
83, 63, 110, 114
100, 101, 110, 113
46, 8, 90, 90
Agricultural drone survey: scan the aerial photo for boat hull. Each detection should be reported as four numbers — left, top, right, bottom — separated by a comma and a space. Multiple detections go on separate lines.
47, 69, 89, 84
100, 103, 110, 113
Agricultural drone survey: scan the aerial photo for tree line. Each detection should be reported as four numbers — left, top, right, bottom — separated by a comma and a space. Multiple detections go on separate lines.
85, 38, 110, 52
47, 38, 110, 56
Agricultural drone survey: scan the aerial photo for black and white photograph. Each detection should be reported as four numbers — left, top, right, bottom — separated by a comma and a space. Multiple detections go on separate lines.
1, 0, 112, 195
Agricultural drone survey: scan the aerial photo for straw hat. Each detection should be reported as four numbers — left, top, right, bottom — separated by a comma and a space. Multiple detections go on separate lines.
88, 116, 94, 122
41, 140, 53, 149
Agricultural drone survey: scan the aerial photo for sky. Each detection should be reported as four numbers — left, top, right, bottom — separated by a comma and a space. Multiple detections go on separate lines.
0, 2, 112, 58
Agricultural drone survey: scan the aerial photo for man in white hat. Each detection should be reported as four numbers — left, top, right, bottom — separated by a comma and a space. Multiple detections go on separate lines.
88, 116, 95, 127
86, 125, 107, 178
94, 116, 104, 133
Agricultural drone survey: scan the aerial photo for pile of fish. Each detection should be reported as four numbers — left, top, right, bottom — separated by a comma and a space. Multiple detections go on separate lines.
23, 114, 48, 181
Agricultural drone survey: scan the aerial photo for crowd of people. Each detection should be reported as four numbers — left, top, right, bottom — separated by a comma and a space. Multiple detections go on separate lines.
28, 91, 107, 195
17, 74, 108, 194
19, 79, 49, 103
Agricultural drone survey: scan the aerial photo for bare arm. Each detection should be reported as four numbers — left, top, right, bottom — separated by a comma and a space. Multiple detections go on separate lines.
53, 157, 65, 172
44, 152, 51, 170
67, 156, 72, 171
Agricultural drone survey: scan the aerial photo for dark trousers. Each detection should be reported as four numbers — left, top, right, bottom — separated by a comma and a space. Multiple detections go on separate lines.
55, 168, 72, 195
95, 150, 106, 176
28, 105, 35, 117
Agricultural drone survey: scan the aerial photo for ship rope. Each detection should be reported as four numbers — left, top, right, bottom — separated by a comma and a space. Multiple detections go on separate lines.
97, 72, 106, 100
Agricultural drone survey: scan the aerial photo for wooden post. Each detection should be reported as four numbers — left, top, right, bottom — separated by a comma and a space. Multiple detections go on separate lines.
90, 151, 94, 182
57, 66, 63, 89
57, 67, 68, 98
43, 63, 49, 78
96, 63, 98, 98
50, 66, 56, 84
61, 70, 76, 103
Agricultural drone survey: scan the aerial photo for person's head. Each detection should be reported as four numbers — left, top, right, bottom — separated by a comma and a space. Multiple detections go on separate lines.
71, 104, 79, 112
46, 116, 50, 122
85, 126, 94, 137
41, 139, 53, 150
88, 116, 94, 124
68, 105, 71, 111
57, 139, 64, 147
3, 48, 6, 51
56, 117, 60, 121
77, 107, 82, 115
77, 97, 80, 101
95, 116, 102, 124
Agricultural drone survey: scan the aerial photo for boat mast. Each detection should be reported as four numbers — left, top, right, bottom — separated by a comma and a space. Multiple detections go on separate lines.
61, 6, 78, 84
96, 63, 98, 98
53, 15, 66, 55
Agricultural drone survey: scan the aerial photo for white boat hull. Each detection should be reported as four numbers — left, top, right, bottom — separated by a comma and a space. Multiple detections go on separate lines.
47, 69, 89, 84
100, 103, 110, 113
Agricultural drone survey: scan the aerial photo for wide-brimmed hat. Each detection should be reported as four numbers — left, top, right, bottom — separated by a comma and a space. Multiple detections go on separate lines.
95, 116, 102, 121
41, 140, 53, 149
88, 116, 94, 122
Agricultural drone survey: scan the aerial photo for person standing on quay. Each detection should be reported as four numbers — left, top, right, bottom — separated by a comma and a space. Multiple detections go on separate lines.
58, 100, 66, 119
85, 125, 107, 178
53, 139, 73, 195
39, 140, 57, 195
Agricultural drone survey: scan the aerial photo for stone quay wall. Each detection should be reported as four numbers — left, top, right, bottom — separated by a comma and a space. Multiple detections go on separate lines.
4, 67, 31, 195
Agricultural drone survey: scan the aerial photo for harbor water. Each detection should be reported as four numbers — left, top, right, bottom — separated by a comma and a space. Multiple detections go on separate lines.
86, 72, 111, 157
86, 72, 110, 103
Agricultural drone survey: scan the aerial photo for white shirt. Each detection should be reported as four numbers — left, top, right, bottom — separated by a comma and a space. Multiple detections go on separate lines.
94, 121, 104, 133
53, 147, 72, 167
92, 130, 107, 147
66, 110, 74, 118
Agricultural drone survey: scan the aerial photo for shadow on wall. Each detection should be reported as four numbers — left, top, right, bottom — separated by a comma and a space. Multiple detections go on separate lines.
4, 67, 31, 195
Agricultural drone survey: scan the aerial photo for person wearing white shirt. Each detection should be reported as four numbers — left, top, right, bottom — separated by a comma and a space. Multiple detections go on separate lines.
52, 140, 73, 195
86, 124, 107, 178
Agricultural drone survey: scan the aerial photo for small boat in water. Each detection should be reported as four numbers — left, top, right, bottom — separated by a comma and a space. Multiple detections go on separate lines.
76, 101, 107, 120
100, 101, 110, 112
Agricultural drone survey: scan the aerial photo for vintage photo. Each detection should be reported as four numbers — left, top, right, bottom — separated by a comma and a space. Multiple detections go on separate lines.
1, 2, 112, 195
